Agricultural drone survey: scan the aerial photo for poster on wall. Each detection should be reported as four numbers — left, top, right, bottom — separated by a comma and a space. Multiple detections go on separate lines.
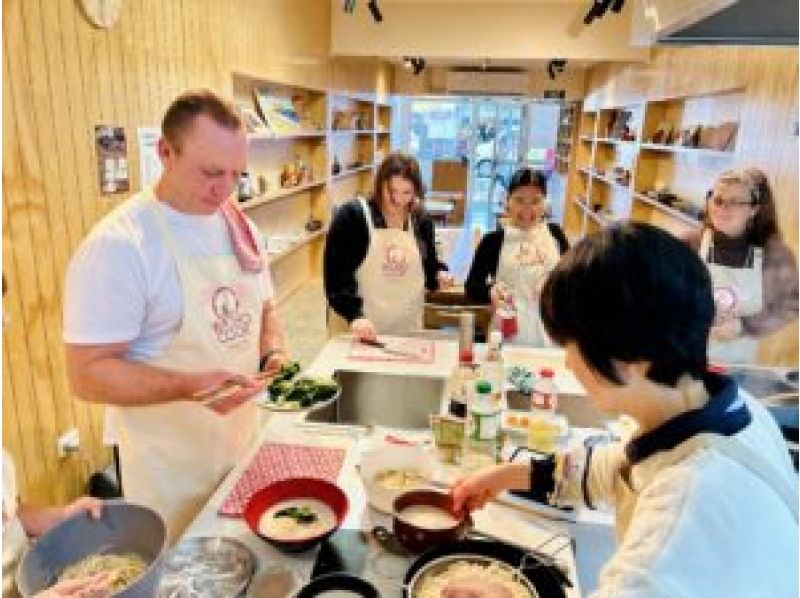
137, 126, 163, 188
95, 125, 129, 194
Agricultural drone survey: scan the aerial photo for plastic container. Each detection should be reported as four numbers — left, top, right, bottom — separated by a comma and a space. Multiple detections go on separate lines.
482, 331, 505, 409
497, 297, 518, 341
463, 381, 501, 473
528, 368, 559, 453
458, 312, 475, 364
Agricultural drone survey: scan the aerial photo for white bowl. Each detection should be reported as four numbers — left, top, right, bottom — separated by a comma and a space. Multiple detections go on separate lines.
358, 444, 438, 514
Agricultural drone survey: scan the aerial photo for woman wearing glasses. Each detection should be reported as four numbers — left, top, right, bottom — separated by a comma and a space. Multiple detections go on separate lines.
689, 168, 798, 364
465, 169, 568, 346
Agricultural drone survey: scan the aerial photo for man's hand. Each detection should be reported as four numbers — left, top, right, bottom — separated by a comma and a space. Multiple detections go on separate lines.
34, 573, 112, 598
260, 349, 287, 377
350, 317, 378, 342
60, 497, 104, 525
189, 371, 263, 415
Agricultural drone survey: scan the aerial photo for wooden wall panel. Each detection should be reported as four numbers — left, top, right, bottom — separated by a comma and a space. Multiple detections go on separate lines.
3, 0, 391, 504
582, 47, 798, 366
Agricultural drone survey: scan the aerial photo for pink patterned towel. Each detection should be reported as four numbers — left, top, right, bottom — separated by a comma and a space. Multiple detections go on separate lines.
219, 200, 264, 273
219, 442, 346, 517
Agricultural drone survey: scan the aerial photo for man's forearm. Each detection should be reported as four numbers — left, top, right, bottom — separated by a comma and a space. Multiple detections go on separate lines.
68, 356, 194, 407
260, 300, 285, 356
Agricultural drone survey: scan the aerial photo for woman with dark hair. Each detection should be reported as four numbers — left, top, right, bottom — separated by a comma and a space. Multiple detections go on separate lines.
688, 168, 798, 363
445, 223, 797, 598
464, 168, 568, 346
324, 153, 452, 340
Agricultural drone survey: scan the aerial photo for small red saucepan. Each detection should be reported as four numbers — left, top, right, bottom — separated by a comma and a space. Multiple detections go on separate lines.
389, 489, 472, 554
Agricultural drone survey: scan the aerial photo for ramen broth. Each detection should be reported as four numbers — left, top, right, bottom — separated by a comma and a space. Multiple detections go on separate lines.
258, 498, 336, 541
398, 505, 459, 529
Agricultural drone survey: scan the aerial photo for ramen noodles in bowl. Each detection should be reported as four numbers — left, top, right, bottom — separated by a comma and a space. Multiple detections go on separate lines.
257, 499, 336, 542
243, 478, 348, 553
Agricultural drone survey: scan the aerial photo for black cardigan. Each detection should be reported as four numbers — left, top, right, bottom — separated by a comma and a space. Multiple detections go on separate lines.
464, 224, 569, 304
323, 199, 448, 323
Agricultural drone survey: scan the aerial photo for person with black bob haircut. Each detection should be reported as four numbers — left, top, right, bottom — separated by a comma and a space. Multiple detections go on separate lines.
465, 168, 568, 346
444, 223, 797, 598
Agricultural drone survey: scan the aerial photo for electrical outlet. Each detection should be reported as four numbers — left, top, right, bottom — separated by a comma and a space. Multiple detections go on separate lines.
57, 428, 80, 458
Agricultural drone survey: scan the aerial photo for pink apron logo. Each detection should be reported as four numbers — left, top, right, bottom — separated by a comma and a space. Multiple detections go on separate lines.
382, 244, 409, 278
211, 286, 252, 344
713, 285, 739, 325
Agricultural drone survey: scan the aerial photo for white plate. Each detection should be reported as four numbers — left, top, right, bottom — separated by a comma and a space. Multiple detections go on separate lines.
256, 382, 341, 413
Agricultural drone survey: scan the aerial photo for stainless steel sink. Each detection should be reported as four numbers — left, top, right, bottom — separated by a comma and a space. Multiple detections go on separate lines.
306, 370, 447, 429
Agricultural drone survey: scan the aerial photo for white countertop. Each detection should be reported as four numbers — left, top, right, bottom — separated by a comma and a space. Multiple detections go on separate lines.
179, 336, 599, 597
305, 335, 586, 397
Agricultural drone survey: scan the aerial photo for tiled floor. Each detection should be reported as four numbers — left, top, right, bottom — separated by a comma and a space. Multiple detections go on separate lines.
276, 279, 329, 367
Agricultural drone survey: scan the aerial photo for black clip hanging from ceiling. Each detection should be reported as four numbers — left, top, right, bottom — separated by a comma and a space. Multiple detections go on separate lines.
343, 0, 383, 23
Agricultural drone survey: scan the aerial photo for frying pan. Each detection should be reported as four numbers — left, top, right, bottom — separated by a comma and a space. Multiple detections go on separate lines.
402, 539, 571, 598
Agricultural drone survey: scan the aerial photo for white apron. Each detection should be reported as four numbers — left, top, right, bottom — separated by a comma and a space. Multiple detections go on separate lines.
329, 198, 425, 336
494, 223, 560, 347
2, 453, 25, 598
113, 192, 261, 542
700, 230, 764, 364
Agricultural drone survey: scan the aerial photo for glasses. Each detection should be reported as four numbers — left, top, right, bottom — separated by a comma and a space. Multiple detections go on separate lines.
707, 193, 754, 209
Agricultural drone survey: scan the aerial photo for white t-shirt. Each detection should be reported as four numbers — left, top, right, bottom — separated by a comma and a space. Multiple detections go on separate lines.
63, 192, 274, 362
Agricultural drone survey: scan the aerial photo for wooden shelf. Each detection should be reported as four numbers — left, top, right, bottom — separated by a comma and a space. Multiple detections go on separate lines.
592, 172, 630, 190
595, 137, 636, 145
239, 180, 326, 211
330, 164, 374, 181
578, 166, 592, 176
247, 130, 326, 141
639, 143, 734, 158
268, 228, 328, 264
331, 129, 376, 136
573, 198, 611, 227
556, 155, 570, 164
633, 192, 703, 229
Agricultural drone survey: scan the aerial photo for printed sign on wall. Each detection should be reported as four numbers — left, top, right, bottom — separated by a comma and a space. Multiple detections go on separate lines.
95, 125, 129, 194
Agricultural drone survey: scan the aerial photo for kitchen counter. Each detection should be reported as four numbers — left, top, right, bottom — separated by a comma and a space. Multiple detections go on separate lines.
179, 336, 611, 596
304, 335, 586, 396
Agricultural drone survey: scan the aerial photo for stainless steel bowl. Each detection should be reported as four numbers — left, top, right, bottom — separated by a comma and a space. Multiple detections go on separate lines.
156, 536, 256, 598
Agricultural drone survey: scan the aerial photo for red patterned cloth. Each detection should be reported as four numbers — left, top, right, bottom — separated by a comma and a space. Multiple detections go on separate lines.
219, 200, 264, 273
219, 442, 346, 517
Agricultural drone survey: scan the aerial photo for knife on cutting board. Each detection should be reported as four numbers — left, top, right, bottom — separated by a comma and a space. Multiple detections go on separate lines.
359, 338, 419, 358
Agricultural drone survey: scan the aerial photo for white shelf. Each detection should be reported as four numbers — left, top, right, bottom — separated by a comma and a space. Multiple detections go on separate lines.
639, 143, 734, 158
633, 192, 703, 229
330, 164, 374, 181
239, 180, 326, 211
247, 130, 326, 141
556, 155, 570, 164
268, 229, 328, 265
580, 136, 594, 143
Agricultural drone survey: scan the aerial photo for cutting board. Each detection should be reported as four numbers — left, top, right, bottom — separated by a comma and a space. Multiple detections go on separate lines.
347, 336, 436, 363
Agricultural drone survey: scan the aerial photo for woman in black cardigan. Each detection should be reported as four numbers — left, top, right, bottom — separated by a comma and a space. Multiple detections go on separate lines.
465, 168, 568, 345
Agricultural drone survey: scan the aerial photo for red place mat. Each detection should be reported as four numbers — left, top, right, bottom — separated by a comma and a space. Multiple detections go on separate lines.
219, 442, 346, 517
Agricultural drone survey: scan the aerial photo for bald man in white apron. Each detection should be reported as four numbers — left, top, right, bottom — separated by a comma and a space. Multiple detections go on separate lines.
112, 193, 261, 541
